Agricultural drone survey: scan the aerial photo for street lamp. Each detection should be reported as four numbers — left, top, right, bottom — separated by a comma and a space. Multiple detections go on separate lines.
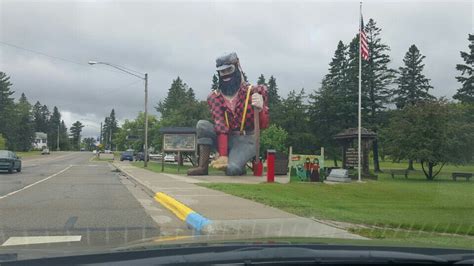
89, 61, 149, 167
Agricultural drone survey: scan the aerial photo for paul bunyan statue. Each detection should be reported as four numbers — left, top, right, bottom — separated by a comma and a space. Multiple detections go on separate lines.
187, 52, 269, 176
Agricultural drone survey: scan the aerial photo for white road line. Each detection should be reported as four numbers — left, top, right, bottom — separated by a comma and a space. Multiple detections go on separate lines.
0, 165, 72, 200
1, 236, 82, 246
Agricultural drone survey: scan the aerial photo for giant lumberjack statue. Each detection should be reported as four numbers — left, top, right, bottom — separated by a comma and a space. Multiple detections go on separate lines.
188, 52, 269, 176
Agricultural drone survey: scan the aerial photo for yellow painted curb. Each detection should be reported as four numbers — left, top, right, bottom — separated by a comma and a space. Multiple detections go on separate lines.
154, 192, 193, 221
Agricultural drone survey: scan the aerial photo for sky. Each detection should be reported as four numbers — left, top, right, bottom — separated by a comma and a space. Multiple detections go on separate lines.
0, 0, 472, 138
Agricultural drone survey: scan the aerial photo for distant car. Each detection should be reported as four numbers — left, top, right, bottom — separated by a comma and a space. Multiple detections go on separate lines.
0, 150, 22, 173
104, 149, 112, 154
120, 151, 134, 161
149, 153, 162, 161
80, 148, 85, 152
92, 150, 97, 154
164, 154, 176, 162
135, 152, 149, 161
41, 148, 50, 155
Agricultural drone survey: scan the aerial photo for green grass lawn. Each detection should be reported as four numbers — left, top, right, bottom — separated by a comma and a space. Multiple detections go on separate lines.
200, 180, 473, 248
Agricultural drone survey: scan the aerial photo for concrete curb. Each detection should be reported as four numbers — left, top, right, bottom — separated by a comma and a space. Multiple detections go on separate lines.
112, 162, 212, 233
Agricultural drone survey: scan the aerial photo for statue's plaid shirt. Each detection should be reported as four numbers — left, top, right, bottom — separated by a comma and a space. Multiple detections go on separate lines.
207, 83, 269, 134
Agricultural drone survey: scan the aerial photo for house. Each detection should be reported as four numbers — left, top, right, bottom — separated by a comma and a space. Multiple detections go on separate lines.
33, 132, 48, 150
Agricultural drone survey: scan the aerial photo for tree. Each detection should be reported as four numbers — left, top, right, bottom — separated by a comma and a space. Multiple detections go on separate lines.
453, 34, 474, 104
82, 137, 96, 151
211, 74, 219, 91
260, 124, 288, 156
257, 74, 267, 86
156, 77, 210, 127
267, 75, 283, 122
48, 106, 61, 150
14, 93, 34, 151
70, 121, 84, 150
59, 120, 69, 150
393, 44, 434, 109
362, 19, 396, 172
32, 101, 50, 133
309, 40, 349, 165
114, 112, 160, 152
279, 89, 315, 154
393, 44, 434, 170
384, 99, 473, 180
0, 72, 15, 148
102, 109, 118, 150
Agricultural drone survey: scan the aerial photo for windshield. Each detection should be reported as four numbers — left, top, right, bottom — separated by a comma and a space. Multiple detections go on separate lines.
0, 0, 472, 262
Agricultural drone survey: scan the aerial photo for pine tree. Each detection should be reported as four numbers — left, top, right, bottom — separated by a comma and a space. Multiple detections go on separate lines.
59, 120, 69, 150
394, 44, 434, 109
279, 89, 314, 154
48, 106, 61, 150
14, 93, 34, 151
156, 77, 188, 118
70, 121, 84, 150
157, 77, 209, 127
362, 19, 396, 172
453, 34, 473, 104
267, 75, 282, 123
309, 40, 349, 165
211, 74, 219, 91
257, 74, 267, 86
0, 72, 15, 147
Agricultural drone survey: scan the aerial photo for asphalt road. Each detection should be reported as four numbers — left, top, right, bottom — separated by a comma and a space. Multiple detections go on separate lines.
0, 152, 190, 259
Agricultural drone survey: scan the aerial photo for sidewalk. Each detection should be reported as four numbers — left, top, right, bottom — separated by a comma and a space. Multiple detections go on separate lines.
113, 162, 365, 240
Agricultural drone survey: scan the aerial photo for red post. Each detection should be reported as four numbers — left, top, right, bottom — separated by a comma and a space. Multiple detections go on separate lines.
267, 149, 275, 183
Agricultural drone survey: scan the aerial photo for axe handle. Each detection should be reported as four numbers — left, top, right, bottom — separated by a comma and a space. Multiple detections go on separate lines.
254, 107, 260, 164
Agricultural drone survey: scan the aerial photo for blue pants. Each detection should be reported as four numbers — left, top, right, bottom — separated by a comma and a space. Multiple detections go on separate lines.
196, 120, 255, 176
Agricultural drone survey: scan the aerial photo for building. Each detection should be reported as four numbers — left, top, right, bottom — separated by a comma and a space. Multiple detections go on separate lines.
33, 132, 48, 150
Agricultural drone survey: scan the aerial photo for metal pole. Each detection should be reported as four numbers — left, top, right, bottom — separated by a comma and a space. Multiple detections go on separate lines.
144, 73, 149, 167
358, 1, 362, 182
109, 127, 112, 151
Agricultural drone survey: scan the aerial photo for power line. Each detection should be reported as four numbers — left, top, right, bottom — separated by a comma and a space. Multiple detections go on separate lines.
0, 40, 85, 66
0, 40, 127, 76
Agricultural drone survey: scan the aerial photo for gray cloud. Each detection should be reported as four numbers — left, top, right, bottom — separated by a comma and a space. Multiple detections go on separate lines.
0, 0, 471, 137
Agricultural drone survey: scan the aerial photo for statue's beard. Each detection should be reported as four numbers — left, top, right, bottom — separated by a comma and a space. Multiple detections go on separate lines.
219, 67, 242, 97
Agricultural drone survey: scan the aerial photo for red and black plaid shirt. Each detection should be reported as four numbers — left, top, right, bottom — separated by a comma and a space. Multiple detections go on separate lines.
207, 83, 269, 134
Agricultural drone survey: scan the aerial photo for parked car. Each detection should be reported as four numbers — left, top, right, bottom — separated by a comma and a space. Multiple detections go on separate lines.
41, 148, 50, 155
104, 149, 112, 154
80, 148, 85, 151
149, 153, 162, 161
120, 151, 134, 161
135, 152, 149, 161
0, 150, 22, 173
164, 154, 176, 162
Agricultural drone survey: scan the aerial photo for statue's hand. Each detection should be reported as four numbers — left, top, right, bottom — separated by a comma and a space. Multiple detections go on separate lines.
251, 93, 263, 110
210, 156, 228, 170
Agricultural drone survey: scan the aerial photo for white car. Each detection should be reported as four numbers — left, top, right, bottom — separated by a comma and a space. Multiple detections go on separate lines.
149, 153, 163, 160
164, 154, 176, 162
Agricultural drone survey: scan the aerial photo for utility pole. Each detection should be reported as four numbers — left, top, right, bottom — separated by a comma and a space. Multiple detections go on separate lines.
100, 122, 102, 146
144, 73, 149, 167
57, 124, 60, 151
109, 127, 112, 151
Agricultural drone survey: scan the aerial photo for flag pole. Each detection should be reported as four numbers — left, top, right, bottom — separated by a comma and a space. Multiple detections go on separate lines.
358, 1, 362, 182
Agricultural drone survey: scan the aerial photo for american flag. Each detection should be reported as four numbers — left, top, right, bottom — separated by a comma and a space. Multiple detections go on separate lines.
360, 15, 369, 61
